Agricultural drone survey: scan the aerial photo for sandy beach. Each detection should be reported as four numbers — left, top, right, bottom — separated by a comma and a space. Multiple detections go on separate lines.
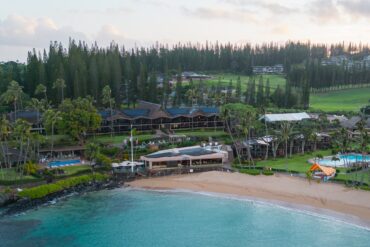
129, 171, 370, 226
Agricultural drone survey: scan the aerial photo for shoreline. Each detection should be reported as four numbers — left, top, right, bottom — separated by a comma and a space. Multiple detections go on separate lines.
128, 171, 370, 228
0, 179, 121, 217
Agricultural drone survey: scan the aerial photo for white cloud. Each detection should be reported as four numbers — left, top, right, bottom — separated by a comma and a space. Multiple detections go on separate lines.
0, 14, 87, 47
306, 0, 341, 23
338, 0, 370, 19
181, 6, 258, 23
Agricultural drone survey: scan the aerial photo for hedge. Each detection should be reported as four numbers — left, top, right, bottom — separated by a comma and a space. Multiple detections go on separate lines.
18, 173, 109, 199
239, 169, 261, 176
262, 170, 274, 176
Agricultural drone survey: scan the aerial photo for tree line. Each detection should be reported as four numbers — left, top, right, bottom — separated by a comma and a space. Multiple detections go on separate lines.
1, 40, 370, 109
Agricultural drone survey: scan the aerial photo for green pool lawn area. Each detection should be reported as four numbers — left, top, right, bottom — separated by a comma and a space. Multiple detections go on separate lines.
255, 150, 332, 173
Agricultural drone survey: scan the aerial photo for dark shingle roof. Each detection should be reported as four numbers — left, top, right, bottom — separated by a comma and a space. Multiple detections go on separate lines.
166, 108, 191, 116
122, 109, 149, 118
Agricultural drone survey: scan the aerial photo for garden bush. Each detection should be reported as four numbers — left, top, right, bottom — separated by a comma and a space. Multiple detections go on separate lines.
262, 170, 274, 176
239, 169, 260, 176
18, 173, 108, 199
101, 146, 120, 157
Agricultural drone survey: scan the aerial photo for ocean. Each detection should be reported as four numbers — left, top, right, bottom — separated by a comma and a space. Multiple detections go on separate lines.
1, 188, 370, 247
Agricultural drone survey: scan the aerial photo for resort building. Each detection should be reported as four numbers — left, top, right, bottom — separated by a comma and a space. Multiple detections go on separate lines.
99, 101, 223, 133
234, 132, 331, 160
140, 144, 229, 170
7, 100, 224, 134
259, 112, 311, 123
252, 64, 284, 74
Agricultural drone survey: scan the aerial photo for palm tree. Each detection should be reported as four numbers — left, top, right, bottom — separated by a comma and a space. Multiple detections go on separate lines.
29, 98, 44, 133
35, 83, 47, 101
220, 107, 242, 166
53, 78, 66, 102
279, 122, 294, 159
356, 119, 368, 165
300, 121, 314, 155
277, 122, 294, 172
240, 110, 256, 167
43, 109, 62, 156
85, 142, 100, 173
13, 119, 32, 181
213, 93, 223, 107
260, 106, 269, 160
186, 88, 198, 107
331, 156, 340, 167
0, 80, 24, 121
102, 85, 115, 137
309, 132, 319, 152
0, 115, 11, 179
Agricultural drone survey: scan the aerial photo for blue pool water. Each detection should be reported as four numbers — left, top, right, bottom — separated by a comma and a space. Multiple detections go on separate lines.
318, 154, 370, 167
1, 189, 369, 247
48, 159, 80, 168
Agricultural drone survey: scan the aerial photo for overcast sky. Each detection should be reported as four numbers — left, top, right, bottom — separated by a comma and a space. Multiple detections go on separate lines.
1, 0, 369, 62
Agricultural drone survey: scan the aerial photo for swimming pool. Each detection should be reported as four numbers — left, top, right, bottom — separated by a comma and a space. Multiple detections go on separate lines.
316, 154, 370, 167
48, 159, 81, 168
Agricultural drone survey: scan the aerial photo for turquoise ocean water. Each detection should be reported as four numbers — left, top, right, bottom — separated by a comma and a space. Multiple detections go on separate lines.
1, 188, 370, 247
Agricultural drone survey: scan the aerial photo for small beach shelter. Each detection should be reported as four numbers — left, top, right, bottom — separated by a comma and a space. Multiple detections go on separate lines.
309, 163, 336, 180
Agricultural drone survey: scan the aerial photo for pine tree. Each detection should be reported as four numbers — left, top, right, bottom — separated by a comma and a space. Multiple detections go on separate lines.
249, 79, 256, 106
226, 80, 233, 103
148, 72, 158, 103
174, 68, 183, 106
256, 76, 264, 106
265, 78, 270, 106
235, 76, 241, 102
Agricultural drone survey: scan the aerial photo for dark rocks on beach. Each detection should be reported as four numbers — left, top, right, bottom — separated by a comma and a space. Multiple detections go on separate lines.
1, 179, 121, 216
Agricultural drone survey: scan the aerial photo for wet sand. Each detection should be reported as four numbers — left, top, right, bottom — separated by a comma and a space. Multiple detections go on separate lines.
128, 171, 370, 226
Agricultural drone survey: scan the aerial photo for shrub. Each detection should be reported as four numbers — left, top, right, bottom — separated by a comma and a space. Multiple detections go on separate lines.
23, 161, 40, 176
262, 170, 274, 176
18, 173, 109, 199
359, 185, 370, 191
101, 147, 120, 157
96, 154, 112, 170
239, 169, 260, 176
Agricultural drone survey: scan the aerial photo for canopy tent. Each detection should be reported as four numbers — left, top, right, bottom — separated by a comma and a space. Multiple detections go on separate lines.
309, 163, 336, 178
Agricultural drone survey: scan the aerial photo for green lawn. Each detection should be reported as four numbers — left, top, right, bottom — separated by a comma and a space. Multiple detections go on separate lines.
175, 130, 228, 138
59, 165, 91, 176
92, 133, 155, 144
255, 150, 332, 173
186, 73, 286, 92
310, 87, 370, 112
0, 168, 39, 182
0, 165, 93, 186
254, 150, 370, 186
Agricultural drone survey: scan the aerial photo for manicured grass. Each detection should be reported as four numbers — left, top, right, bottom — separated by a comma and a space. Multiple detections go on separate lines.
334, 170, 370, 185
310, 87, 370, 112
58, 165, 92, 176
186, 73, 286, 92
92, 133, 155, 144
175, 130, 228, 138
93, 130, 230, 144
255, 150, 332, 173
0, 168, 38, 182
0, 165, 93, 185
